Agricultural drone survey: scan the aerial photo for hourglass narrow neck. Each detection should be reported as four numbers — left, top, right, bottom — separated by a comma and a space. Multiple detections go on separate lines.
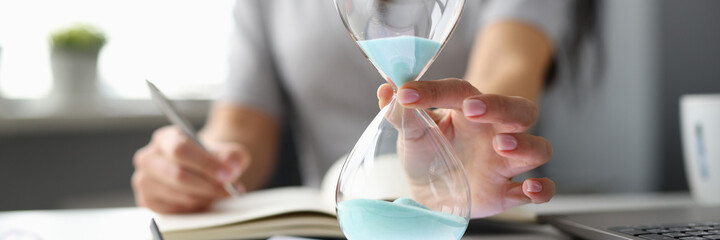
358, 36, 442, 87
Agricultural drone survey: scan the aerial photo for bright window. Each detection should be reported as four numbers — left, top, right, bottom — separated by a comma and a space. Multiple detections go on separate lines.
0, 0, 234, 100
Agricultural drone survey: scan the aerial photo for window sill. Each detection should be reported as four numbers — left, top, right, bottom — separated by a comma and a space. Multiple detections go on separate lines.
0, 98, 211, 135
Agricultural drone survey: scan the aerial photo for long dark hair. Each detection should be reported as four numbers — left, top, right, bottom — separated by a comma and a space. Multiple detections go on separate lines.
548, 0, 603, 88
572, 0, 602, 78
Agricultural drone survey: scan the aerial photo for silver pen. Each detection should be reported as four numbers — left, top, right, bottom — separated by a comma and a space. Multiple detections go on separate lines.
150, 218, 165, 240
146, 80, 243, 197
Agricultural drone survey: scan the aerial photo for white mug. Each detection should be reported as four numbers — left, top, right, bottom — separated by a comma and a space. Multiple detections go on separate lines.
681, 94, 720, 205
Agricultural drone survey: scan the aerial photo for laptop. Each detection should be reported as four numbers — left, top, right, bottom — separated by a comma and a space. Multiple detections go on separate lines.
539, 206, 720, 240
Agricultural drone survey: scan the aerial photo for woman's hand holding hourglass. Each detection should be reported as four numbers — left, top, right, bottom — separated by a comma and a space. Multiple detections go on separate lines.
377, 78, 555, 218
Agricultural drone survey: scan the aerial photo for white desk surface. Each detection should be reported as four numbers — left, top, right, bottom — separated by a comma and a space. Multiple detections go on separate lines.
0, 192, 696, 240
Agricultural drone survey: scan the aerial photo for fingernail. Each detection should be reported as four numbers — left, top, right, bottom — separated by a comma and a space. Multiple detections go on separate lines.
234, 183, 247, 194
527, 180, 543, 193
230, 162, 241, 178
496, 134, 518, 151
216, 169, 231, 183
397, 89, 420, 104
463, 99, 487, 117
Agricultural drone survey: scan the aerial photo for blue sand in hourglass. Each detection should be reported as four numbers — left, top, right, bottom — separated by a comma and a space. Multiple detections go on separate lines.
336, 198, 468, 240
358, 36, 442, 86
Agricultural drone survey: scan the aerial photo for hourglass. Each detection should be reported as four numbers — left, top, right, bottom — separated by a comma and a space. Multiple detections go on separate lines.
333, 0, 469, 239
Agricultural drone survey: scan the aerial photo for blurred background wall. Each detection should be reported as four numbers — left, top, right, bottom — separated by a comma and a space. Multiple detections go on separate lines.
1, 0, 719, 211
541, 0, 720, 193
658, 0, 720, 191
539, 0, 662, 193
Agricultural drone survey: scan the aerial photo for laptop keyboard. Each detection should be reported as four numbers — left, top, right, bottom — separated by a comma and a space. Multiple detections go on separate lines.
610, 221, 720, 239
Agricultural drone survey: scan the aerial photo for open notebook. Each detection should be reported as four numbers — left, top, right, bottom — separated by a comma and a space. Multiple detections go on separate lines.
153, 156, 537, 240
156, 187, 342, 240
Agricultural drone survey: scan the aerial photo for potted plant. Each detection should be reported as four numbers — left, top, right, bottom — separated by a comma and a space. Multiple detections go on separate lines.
48, 23, 106, 113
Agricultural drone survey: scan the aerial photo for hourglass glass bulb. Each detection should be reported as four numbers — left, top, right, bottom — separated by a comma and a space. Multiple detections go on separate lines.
333, 0, 469, 239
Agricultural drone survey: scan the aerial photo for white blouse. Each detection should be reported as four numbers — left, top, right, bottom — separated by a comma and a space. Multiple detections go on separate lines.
223, 0, 571, 187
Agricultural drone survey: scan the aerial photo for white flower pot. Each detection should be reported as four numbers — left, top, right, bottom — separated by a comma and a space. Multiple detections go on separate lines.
49, 50, 100, 115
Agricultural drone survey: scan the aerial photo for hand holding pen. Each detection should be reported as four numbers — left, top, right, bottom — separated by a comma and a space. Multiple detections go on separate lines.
131, 81, 247, 213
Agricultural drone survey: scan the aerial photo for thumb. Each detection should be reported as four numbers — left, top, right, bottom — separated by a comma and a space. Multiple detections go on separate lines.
377, 83, 394, 109
213, 143, 252, 181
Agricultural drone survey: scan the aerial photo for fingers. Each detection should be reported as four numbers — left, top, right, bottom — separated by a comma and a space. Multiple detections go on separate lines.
377, 83, 394, 109
390, 79, 537, 132
132, 126, 252, 213
396, 79, 481, 109
152, 126, 242, 183
213, 142, 252, 181
376, 82, 448, 129
501, 178, 556, 211
132, 171, 214, 213
463, 95, 538, 133
376, 83, 434, 140
493, 133, 553, 177
132, 145, 226, 213
143, 148, 228, 197
491, 132, 554, 210
522, 178, 555, 203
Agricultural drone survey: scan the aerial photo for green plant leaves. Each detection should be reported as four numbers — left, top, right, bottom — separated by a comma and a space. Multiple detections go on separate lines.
49, 23, 106, 52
